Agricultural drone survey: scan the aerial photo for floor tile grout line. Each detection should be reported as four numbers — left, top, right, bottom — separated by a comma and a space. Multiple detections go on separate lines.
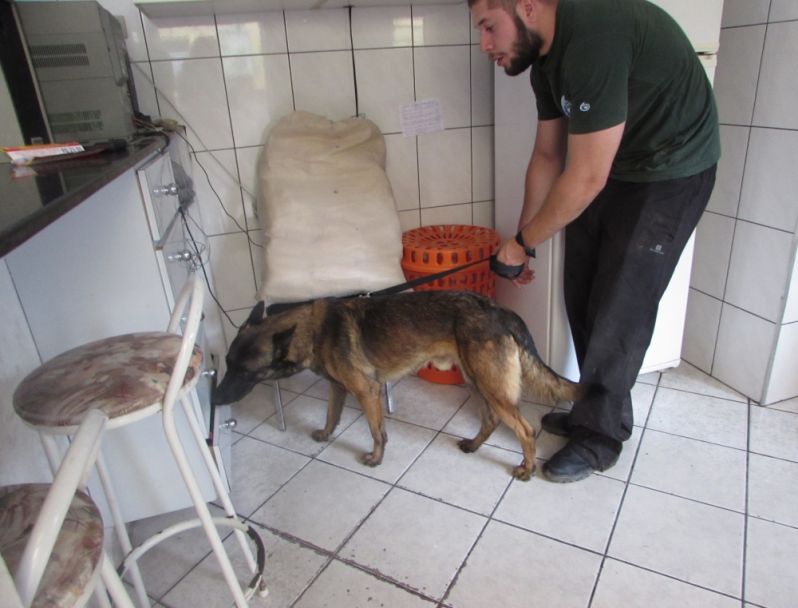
437, 465, 519, 608
656, 385, 749, 404
741, 397, 752, 607
326, 554, 444, 606
604, 557, 748, 604
623, 481, 749, 517
283, 375, 474, 605
638, 425, 750, 453
585, 375, 662, 608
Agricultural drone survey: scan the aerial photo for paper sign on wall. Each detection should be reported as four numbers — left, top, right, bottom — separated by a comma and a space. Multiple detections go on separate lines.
400, 99, 444, 137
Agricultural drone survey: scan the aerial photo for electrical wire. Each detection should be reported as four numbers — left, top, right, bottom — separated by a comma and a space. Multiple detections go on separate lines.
130, 114, 258, 329
130, 62, 257, 200
133, 115, 261, 250
348, 5, 359, 118
179, 207, 240, 328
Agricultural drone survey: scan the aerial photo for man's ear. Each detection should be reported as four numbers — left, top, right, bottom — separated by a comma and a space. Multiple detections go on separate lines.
515, 0, 536, 24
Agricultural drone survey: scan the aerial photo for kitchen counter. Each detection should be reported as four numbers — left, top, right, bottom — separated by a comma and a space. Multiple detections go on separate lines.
0, 136, 167, 258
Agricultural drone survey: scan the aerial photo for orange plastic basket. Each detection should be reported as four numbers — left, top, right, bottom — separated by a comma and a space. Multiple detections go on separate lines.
402, 225, 501, 296
401, 225, 501, 384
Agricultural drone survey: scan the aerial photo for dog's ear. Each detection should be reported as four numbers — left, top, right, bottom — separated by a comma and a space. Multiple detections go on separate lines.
272, 325, 296, 361
245, 301, 266, 326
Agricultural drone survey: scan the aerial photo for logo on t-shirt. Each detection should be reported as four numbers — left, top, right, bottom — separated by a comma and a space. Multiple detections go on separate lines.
561, 95, 573, 118
562, 96, 591, 118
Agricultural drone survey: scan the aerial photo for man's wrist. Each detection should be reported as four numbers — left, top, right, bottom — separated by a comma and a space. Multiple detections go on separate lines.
515, 231, 536, 258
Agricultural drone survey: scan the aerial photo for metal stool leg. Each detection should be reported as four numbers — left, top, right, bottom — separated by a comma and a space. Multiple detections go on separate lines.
38, 433, 63, 478
94, 451, 150, 608
162, 398, 251, 607
180, 397, 260, 577
37, 429, 139, 608
384, 382, 395, 414
273, 381, 286, 431
100, 553, 136, 608
91, 580, 112, 608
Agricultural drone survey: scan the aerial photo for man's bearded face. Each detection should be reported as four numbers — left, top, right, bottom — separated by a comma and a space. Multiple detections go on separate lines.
504, 12, 543, 75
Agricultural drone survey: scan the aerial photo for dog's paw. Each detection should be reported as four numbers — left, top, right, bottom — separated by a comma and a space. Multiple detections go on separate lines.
362, 452, 382, 467
311, 429, 330, 442
512, 462, 535, 481
458, 438, 478, 453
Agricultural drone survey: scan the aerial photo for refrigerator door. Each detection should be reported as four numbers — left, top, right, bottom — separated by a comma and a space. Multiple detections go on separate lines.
649, 0, 724, 52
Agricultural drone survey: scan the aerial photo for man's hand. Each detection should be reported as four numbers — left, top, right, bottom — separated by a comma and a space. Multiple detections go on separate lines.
496, 237, 535, 286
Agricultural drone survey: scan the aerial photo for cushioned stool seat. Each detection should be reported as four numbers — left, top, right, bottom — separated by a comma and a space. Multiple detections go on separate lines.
0, 485, 103, 608
14, 332, 202, 428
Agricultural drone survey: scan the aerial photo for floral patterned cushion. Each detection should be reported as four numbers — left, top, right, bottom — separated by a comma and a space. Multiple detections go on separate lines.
0, 484, 103, 608
14, 332, 203, 428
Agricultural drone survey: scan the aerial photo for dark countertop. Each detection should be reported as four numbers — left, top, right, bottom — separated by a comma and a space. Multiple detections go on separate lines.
0, 136, 167, 258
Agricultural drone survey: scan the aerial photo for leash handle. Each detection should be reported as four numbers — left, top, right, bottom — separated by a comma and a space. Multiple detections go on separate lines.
489, 255, 525, 279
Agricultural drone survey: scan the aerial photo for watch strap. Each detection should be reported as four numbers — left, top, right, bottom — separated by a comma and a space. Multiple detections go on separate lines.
515, 232, 536, 258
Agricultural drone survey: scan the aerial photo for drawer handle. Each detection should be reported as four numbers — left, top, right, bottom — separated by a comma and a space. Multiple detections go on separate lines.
167, 250, 193, 263
153, 183, 179, 196
219, 418, 237, 431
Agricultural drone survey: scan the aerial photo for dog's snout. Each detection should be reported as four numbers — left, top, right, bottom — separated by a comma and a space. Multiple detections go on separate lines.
212, 371, 258, 405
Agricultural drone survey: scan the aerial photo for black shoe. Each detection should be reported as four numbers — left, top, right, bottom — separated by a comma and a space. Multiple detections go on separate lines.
541, 411, 573, 437
542, 431, 622, 483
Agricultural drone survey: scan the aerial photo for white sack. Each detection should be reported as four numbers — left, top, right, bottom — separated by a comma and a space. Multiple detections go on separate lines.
257, 111, 405, 303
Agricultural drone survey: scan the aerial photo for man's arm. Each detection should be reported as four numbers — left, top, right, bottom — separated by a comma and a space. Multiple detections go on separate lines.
499, 121, 626, 272
518, 117, 568, 231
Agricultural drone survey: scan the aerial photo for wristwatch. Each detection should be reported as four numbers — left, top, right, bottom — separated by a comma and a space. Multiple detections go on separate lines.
515, 231, 536, 258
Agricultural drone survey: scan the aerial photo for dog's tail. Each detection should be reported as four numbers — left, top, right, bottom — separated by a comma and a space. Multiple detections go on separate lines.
518, 349, 586, 404
499, 307, 587, 404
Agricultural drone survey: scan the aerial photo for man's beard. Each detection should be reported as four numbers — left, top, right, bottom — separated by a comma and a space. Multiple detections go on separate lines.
505, 13, 543, 76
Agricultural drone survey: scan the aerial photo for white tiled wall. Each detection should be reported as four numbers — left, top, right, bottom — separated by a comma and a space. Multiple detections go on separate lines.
74, 0, 797, 404
101, 0, 494, 339
685, 1, 798, 404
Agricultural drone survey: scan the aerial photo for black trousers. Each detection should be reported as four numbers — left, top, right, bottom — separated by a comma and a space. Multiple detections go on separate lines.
563, 165, 716, 463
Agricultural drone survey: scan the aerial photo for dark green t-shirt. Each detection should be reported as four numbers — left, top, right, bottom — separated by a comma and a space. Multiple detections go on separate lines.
531, 0, 720, 182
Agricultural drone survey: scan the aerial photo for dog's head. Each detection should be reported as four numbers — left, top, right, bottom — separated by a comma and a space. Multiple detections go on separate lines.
213, 301, 307, 405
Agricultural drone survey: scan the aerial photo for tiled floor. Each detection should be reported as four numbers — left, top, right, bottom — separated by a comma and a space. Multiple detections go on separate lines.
127, 362, 798, 608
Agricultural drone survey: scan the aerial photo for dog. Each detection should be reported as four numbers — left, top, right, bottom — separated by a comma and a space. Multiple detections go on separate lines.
213, 290, 586, 480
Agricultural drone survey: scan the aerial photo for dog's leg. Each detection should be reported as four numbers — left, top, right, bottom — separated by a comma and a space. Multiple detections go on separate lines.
311, 382, 347, 442
460, 339, 536, 480
350, 380, 387, 467
491, 401, 536, 480
458, 407, 499, 453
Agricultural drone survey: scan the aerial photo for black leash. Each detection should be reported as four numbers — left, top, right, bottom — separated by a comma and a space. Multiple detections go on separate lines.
265, 255, 524, 315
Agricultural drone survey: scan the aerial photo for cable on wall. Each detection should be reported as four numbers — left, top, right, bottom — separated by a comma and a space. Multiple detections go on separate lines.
348, 5, 359, 117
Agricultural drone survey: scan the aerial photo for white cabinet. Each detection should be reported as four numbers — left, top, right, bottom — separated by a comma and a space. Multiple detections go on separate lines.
136, 149, 234, 486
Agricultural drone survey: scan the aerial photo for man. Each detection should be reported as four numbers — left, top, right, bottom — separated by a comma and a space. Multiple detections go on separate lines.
470, 0, 719, 482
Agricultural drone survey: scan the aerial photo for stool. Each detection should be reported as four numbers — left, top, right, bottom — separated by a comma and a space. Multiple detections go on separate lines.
1, 409, 134, 607
13, 274, 266, 607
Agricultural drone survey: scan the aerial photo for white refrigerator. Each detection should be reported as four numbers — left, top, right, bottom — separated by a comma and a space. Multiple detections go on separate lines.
494, 0, 723, 380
